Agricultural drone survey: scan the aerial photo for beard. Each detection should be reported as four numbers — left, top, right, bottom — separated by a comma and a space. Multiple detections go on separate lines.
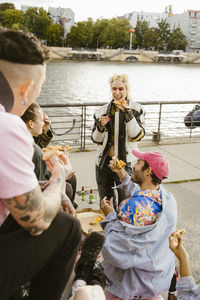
131, 170, 144, 185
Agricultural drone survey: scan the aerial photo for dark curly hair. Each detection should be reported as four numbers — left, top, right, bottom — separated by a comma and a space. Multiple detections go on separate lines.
142, 160, 162, 185
0, 29, 50, 65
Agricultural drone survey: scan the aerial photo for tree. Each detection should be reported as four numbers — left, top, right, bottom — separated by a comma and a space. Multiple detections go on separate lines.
167, 27, 188, 51
24, 7, 51, 40
156, 19, 171, 51
0, 9, 24, 29
134, 21, 149, 49
65, 19, 94, 48
0, 2, 15, 11
47, 23, 64, 46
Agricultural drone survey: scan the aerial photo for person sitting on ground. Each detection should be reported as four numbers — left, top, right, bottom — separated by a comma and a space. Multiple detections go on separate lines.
100, 150, 177, 300
0, 29, 81, 300
21, 103, 77, 205
169, 230, 200, 300
34, 109, 77, 205
34, 111, 53, 148
69, 231, 112, 300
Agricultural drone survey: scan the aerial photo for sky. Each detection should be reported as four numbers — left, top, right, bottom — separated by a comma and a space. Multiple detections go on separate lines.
1, 0, 200, 22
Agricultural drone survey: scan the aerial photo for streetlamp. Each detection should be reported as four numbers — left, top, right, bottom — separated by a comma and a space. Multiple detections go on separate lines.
129, 28, 134, 51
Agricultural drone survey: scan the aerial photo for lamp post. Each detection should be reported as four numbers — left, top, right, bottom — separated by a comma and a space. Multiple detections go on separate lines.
129, 28, 134, 51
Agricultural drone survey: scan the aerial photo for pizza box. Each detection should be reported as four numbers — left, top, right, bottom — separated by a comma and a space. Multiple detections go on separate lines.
76, 208, 104, 234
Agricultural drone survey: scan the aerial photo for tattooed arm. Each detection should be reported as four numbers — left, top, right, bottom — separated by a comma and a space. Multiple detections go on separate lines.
1, 154, 71, 236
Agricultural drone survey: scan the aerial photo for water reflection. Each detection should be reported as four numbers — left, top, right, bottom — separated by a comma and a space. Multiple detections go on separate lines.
37, 60, 200, 105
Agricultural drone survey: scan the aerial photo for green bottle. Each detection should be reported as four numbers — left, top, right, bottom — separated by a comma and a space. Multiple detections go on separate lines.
89, 189, 94, 204
81, 186, 85, 201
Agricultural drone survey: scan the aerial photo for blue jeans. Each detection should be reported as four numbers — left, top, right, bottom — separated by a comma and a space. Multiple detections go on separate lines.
96, 156, 132, 210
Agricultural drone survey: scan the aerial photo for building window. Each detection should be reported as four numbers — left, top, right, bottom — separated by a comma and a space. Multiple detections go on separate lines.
137, 14, 140, 20
196, 12, 200, 19
141, 15, 143, 20
189, 11, 195, 18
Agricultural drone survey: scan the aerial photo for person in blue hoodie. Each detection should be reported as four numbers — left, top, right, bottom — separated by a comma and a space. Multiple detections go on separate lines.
169, 230, 200, 300
100, 150, 177, 300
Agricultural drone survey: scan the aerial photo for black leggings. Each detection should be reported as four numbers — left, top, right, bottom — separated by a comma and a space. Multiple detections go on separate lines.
0, 212, 81, 300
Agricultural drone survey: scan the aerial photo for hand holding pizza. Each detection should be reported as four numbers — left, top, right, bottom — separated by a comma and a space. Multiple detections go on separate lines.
169, 229, 187, 260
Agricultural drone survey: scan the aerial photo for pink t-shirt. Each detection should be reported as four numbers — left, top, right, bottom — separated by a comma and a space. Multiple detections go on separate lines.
0, 104, 38, 226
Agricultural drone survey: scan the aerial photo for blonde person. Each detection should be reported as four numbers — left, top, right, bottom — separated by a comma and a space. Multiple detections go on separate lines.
92, 74, 145, 209
169, 231, 200, 299
0, 29, 81, 300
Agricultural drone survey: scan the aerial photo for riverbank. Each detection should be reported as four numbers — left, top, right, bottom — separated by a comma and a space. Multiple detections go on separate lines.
49, 46, 200, 64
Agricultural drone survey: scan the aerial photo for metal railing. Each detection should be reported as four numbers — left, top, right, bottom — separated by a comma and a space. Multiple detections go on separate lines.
40, 100, 200, 151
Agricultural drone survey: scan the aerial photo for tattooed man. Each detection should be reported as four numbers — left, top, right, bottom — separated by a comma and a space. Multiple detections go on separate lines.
0, 29, 81, 300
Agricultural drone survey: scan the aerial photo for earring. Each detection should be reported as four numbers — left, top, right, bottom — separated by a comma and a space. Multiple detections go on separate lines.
20, 98, 28, 107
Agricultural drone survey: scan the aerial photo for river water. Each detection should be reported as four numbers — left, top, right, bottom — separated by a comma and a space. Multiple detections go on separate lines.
37, 60, 200, 105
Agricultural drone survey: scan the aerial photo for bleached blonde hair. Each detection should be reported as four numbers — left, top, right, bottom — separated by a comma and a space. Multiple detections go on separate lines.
109, 74, 130, 99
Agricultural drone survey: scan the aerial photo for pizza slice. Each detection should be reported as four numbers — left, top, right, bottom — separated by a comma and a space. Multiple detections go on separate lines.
42, 145, 72, 161
89, 215, 104, 225
173, 229, 185, 237
113, 99, 128, 108
113, 157, 126, 169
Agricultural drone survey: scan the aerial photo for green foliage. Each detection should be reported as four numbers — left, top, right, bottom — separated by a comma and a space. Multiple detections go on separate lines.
0, 2, 188, 50
155, 19, 171, 50
0, 9, 24, 29
167, 27, 188, 51
66, 18, 94, 48
24, 7, 51, 40
47, 23, 64, 46
134, 21, 149, 49
0, 2, 15, 11
66, 17, 130, 49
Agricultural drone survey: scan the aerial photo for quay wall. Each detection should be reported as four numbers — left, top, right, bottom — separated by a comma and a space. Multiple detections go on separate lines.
49, 47, 200, 63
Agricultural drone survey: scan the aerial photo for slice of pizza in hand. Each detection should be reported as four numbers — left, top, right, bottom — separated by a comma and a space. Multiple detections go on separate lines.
173, 229, 185, 237
113, 157, 126, 169
42, 145, 72, 161
113, 99, 128, 108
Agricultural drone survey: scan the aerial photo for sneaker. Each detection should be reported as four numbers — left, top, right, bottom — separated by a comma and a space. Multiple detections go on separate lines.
88, 262, 112, 290
74, 231, 105, 282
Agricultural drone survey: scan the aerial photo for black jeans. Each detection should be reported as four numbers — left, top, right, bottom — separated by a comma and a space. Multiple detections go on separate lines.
0, 212, 81, 300
96, 156, 132, 209
66, 174, 77, 204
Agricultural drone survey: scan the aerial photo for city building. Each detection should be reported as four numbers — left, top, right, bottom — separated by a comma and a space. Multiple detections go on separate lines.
167, 10, 200, 52
21, 5, 75, 39
121, 11, 167, 28
48, 7, 75, 39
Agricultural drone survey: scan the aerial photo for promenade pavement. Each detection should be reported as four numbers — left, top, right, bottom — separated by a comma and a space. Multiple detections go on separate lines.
70, 141, 200, 192
61, 141, 200, 300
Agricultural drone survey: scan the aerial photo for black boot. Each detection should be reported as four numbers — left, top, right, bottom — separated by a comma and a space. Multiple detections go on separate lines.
88, 262, 112, 290
74, 231, 105, 282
